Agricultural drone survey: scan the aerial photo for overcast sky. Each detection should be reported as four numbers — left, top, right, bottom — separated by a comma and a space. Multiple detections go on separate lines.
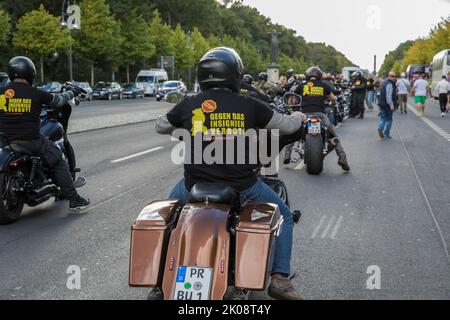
243, 0, 450, 71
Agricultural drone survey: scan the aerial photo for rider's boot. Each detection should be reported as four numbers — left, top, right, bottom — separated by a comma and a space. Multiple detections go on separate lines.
268, 273, 305, 300
338, 153, 350, 172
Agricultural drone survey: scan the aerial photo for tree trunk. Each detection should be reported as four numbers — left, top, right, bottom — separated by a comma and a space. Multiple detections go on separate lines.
126, 64, 130, 83
40, 56, 44, 83
91, 63, 94, 87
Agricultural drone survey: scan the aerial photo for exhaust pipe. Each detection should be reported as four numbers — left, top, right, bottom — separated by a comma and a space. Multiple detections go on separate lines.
28, 184, 58, 199
27, 193, 53, 207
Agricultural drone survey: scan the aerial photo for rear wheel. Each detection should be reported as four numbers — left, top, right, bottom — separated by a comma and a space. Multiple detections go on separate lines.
305, 135, 324, 175
0, 172, 25, 225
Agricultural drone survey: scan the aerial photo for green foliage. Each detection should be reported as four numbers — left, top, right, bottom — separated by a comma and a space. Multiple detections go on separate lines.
0, 8, 11, 46
171, 24, 195, 72
72, 0, 121, 64
379, 41, 413, 77
191, 27, 211, 63
120, 9, 155, 67
12, 4, 70, 57
148, 9, 175, 65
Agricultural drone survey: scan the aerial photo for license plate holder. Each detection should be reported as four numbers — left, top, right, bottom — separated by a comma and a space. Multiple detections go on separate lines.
308, 121, 321, 134
173, 266, 213, 300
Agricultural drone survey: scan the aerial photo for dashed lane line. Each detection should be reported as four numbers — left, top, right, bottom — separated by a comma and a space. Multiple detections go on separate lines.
110, 146, 164, 163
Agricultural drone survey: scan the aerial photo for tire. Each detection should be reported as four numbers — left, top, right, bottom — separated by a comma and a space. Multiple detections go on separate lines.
305, 135, 324, 175
0, 172, 25, 225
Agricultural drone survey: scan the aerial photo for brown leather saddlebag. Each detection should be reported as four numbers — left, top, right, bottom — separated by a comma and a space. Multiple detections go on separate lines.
129, 200, 179, 287
234, 203, 283, 290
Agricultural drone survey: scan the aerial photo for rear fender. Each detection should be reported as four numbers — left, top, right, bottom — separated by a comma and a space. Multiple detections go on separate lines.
0, 148, 15, 172
162, 204, 231, 300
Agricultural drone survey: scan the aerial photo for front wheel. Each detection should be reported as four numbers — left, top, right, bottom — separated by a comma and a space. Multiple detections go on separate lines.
304, 135, 324, 175
0, 172, 25, 225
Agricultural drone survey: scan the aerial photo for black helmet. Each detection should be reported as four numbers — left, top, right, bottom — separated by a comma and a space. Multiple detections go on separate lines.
258, 72, 268, 82
243, 74, 253, 85
352, 71, 362, 79
286, 68, 294, 78
305, 67, 323, 81
8, 56, 36, 84
197, 47, 244, 93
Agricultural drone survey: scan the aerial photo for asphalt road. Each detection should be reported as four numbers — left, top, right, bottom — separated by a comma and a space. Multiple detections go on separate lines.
1, 97, 450, 300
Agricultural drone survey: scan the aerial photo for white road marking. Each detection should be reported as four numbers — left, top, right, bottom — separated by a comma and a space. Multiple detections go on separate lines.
330, 216, 344, 239
321, 216, 336, 238
407, 104, 450, 143
110, 146, 164, 163
395, 122, 450, 263
311, 215, 326, 239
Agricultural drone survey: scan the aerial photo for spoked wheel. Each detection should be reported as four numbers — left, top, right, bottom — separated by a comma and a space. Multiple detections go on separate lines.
0, 172, 25, 225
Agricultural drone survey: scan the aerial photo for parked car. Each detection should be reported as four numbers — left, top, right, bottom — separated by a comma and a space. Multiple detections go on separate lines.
92, 82, 123, 100
136, 69, 168, 96
156, 81, 188, 101
0, 72, 9, 87
75, 81, 93, 101
122, 83, 145, 99
37, 82, 63, 93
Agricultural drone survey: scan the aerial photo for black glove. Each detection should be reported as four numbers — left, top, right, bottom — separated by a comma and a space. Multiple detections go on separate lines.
62, 82, 84, 97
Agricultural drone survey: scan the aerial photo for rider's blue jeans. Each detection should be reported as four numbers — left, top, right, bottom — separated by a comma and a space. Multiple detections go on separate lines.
379, 108, 393, 136
169, 178, 294, 275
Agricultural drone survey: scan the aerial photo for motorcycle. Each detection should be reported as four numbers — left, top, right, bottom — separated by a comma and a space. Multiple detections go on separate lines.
281, 93, 336, 175
129, 129, 301, 301
0, 93, 86, 224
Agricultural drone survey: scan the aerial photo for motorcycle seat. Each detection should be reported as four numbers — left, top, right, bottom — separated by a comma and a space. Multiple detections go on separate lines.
6, 145, 34, 156
189, 183, 237, 205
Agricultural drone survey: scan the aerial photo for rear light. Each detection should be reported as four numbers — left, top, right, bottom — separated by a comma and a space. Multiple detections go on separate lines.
310, 118, 318, 123
9, 161, 19, 168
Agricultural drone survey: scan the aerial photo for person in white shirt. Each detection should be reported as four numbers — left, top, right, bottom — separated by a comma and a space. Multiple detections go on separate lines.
411, 74, 429, 116
436, 75, 450, 117
396, 73, 410, 114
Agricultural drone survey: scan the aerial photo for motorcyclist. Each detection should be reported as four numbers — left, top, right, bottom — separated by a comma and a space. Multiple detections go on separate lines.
155, 47, 306, 300
240, 73, 271, 103
349, 71, 367, 119
0, 56, 90, 213
294, 66, 350, 171
283, 68, 297, 92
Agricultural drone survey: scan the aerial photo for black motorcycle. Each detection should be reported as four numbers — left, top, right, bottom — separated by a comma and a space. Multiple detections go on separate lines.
0, 97, 85, 224
281, 93, 337, 175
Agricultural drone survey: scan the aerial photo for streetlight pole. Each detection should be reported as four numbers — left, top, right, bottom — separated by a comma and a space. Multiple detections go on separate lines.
61, 0, 74, 81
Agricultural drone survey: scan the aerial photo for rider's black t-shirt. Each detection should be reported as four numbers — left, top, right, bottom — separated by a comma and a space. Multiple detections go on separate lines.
166, 88, 274, 191
0, 82, 53, 141
294, 79, 331, 113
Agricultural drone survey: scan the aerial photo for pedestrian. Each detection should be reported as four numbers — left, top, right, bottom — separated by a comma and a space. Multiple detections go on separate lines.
349, 71, 367, 119
411, 74, 429, 116
436, 75, 450, 117
378, 72, 398, 140
365, 76, 376, 111
396, 73, 410, 114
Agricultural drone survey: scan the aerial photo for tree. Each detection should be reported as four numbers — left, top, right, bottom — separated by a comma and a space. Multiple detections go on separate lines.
148, 10, 175, 67
171, 24, 195, 77
72, 0, 121, 85
12, 4, 71, 82
429, 18, 450, 54
191, 27, 210, 63
403, 38, 434, 66
120, 9, 155, 82
379, 40, 413, 77
0, 8, 11, 46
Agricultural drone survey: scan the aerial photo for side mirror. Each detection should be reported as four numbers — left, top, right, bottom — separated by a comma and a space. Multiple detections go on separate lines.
283, 93, 302, 107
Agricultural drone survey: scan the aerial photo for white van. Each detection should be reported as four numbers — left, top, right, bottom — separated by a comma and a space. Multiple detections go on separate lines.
136, 69, 168, 96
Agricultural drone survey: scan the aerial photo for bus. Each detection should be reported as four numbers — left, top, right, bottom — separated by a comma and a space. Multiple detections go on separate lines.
406, 64, 430, 82
431, 49, 450, 98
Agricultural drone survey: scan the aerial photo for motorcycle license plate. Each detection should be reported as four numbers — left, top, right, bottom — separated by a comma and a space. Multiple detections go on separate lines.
173, 266, 213, 300
308, 122, 321, 134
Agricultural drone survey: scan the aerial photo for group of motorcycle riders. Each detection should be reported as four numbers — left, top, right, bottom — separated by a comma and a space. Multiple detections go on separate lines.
0, 47, 376, 300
